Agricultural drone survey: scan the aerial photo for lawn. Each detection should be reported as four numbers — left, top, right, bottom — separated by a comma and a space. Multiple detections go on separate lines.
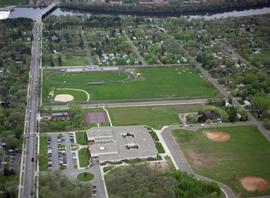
75, 132, 88, 145
62, 55, 89, 66
108, 106, 181, 129
250, 49, 270, 66
39, 136, 48, 171
173, 125, 270, 197
77, 172, 95, 182
43, 67, 217, 102
78, 148, 90, 167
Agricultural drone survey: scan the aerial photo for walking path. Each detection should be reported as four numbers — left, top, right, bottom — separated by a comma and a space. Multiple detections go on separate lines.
103, 106, 113, 126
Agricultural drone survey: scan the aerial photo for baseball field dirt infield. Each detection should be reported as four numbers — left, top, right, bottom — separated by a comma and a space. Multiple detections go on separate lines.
204, 131, 231, 142
54, 94, 74, 102
240, 176, 269, 192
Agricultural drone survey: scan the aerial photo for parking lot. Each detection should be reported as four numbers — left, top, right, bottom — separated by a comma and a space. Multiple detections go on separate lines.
46, 133, 78, 170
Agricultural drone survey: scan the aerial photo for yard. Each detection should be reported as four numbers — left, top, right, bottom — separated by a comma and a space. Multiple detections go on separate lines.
43, 67, 217, 103
173, 125, 270, 197
108, 106, 180, 129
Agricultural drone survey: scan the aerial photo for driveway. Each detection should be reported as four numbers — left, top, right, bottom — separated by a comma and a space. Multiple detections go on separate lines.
63, 158, 107, 198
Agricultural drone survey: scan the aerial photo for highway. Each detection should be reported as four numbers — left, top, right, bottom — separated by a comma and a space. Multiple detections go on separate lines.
19, 22, 42, 198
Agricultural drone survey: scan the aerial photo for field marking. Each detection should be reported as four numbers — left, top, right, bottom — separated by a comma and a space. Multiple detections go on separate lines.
57, 88, 90, 102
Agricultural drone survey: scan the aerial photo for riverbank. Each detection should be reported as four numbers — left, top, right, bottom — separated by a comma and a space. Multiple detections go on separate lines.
59, 1, 270, 17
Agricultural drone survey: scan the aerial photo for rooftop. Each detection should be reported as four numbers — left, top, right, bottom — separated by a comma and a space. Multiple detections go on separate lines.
87, 126, 157, 163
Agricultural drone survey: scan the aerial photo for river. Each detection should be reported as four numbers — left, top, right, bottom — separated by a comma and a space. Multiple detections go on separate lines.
3, 6, 270, 21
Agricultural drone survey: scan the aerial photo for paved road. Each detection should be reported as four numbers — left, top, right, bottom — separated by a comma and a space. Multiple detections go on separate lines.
20, 22, 42, 198
45, 63, 192, 70
161, 127, 236, 198
46, 98, 208, 110
63, 158, 107, 198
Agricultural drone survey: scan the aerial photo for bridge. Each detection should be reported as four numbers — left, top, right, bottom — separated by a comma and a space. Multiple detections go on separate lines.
36, 1, 58, 22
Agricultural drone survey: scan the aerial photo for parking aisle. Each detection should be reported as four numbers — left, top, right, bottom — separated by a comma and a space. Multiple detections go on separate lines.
50, 134, 59, 170
64, 133, 74, 169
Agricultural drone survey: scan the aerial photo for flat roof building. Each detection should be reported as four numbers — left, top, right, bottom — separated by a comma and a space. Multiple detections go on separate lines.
87, 126, 157, 163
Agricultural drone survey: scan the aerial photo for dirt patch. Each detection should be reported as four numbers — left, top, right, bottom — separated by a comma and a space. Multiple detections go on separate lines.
186, 150, 217, 167
148, 161, 169, 172
240, 176, 269, 192
54, 94, 74, 102
204, 131, 231, 142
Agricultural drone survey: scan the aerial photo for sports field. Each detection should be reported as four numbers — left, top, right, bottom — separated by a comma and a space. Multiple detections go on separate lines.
173, 125, 270, 197
43, 67, 217, 102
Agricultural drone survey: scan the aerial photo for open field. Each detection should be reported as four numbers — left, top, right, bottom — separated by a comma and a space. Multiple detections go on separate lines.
173, 125, 270, 197
43, 67, 217, 103
108, 106, 180, 129
108, 104, 203, 129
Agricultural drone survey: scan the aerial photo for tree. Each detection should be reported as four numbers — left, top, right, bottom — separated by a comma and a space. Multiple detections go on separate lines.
253, 93, 270, 116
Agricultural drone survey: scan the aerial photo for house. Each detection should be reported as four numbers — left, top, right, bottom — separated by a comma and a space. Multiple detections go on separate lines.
197, 111, 219, 122
243, 100, 252, 107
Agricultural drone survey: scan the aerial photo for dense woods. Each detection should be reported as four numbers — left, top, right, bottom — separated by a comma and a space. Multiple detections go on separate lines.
105, 164, 221, 198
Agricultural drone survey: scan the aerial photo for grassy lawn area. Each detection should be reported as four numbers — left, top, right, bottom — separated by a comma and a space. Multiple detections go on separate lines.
75, 132, 88, 145
62, 55, 89, 66
39, 136, 48, 171
0, 0, 27, 6
155, 142, 165, 153
43, 67, 217, 102
108, 106, 181, 129
173, 125, 270, 197
250, 49, 270, 66
77, 172, 95, 182
78, 148, 90, 167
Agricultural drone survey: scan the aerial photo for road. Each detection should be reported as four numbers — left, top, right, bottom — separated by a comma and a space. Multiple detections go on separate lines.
45, 98, 208, 110
45, 63, 192, 70
161, 127, 236, 198
19, 22, 42, 198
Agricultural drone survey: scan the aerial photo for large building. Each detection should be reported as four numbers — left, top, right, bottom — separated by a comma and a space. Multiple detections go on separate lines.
87, 126, 157, 163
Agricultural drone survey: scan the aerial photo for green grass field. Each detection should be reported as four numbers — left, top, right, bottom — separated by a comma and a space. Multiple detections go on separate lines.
43, 67, 217, 102
108, 106, 181, 129
78, 148, 90, 167
75, 132, 88, 145
39, 136, 48, 171
173, 125, 270, 197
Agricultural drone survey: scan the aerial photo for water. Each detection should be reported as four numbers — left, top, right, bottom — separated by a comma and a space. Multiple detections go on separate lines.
5, 6, 270, 21
190, 7, 270, 19
9, 7, 42, 21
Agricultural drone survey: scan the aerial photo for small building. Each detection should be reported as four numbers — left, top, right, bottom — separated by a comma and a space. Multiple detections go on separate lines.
47, 112, 71, 121
87, 126, 157, 163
